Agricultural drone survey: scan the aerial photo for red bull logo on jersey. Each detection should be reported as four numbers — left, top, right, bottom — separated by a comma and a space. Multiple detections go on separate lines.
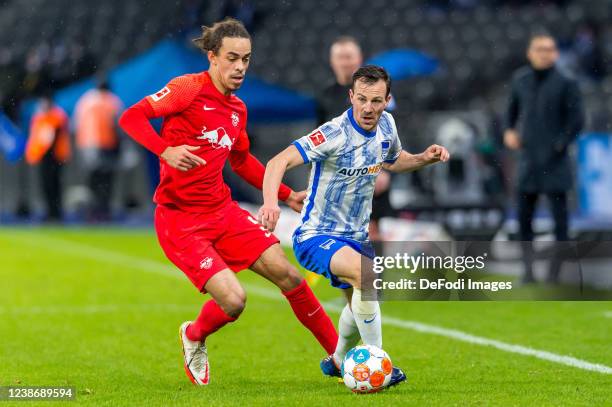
200, 257, 213, 270
337, 163, 382, 177
197, 126, 234, 149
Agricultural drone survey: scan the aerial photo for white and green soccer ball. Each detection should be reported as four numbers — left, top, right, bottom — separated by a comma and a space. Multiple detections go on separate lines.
342, 345, 393, 393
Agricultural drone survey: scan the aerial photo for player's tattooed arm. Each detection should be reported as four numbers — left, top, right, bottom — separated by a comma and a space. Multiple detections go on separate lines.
258, 145, 305, 231
383, 144, 450, 173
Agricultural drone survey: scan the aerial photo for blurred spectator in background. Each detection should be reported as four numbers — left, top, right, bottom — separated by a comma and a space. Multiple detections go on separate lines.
25, 93, 71, 221
74, 79, 123, 221
317, 36, 363, 124
504, 31, 584, 284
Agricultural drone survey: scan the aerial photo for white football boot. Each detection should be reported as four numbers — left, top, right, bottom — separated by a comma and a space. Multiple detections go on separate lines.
179, 321, 210, 385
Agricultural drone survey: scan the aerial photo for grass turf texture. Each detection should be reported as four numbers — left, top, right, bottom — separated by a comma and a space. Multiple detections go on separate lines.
1, 227, 611, 406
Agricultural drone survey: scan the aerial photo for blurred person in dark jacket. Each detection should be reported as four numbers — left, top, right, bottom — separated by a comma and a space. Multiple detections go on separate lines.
504, 31, 584, 283
25, 94, 71, 221
317, 36, 363, 124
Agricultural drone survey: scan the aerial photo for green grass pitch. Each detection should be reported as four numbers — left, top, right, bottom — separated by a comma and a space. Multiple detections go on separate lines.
1, 228, 611, 406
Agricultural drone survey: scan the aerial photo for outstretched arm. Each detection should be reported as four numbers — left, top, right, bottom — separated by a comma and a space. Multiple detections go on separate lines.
258, 145, 306, 231
229, 147, 303, 209
383, 144, 450, 173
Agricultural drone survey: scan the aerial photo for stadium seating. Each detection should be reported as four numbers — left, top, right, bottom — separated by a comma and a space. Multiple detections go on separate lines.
242, 1, 608, 124
1, 0, 609, 117
0, 0, 184, 89
1, 0, 610, 150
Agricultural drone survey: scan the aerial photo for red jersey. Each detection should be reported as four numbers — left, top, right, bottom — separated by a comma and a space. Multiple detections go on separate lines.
148, 72, 248, 212
119, 71, 291, 213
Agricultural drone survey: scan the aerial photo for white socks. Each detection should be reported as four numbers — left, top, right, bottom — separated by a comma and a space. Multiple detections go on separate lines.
333, 288, 382, 366
351, 288, 382, 349
333, 304, 361, 366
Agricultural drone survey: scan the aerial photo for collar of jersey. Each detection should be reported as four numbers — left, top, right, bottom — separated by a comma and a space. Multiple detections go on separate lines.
347, 108, 377, 138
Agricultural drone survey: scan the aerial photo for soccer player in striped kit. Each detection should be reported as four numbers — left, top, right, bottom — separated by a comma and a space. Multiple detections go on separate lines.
259, 65, 450, 388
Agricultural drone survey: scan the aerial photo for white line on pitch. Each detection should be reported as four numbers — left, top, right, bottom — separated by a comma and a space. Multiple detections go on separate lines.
0, 303, 195, 315
604, 311, 612, 318
8, 233, 612, 375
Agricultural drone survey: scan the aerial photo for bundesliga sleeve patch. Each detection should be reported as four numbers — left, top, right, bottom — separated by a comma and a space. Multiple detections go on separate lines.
150, 86, 170, 102
307, 130, 327, 149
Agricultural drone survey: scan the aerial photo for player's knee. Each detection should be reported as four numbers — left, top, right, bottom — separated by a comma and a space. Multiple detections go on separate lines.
348, 276, 361, 289
219, 291, 246, 318
269, 260, 303, 292
344, 264, 362, 289
283, 264, 304, 290
351, 288, 379, 315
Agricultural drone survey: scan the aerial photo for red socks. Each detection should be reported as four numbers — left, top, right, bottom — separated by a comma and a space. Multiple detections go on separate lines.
186, 300, 237, 342
283, 280, 339, 355
185, 282, 338, 355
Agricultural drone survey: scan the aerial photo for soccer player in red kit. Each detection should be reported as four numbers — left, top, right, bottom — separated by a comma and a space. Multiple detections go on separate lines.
119, 18, 338, 385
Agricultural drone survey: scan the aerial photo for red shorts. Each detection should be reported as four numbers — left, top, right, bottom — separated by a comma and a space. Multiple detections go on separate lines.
154, 202, 279, 291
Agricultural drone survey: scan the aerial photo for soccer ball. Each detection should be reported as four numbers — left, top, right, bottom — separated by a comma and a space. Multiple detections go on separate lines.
342, 345, 393, 393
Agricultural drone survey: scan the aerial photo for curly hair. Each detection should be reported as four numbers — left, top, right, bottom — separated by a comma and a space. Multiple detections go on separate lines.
192, 17, 251, 55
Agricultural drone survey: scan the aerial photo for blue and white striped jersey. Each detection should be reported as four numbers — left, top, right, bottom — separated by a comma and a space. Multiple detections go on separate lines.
292, 108, 402, 243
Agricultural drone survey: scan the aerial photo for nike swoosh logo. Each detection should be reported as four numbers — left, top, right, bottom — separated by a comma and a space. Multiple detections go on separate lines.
203, 105, 215, 111
364, 314, 377, 324
307, 306, 321, 317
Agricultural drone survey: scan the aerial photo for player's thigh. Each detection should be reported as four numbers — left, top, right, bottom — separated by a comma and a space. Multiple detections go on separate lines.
330, 246, 364, 287
250, 243, 303, 292
214, 203, 280, 274
154, 205, 230, 292
293, 236, 354, 290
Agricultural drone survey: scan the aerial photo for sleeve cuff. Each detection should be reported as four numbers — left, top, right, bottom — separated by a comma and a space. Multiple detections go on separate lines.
384, 154, 400, 164
292, 141, 310, 164
152, 139, 170, 156
278, 184, 292, 201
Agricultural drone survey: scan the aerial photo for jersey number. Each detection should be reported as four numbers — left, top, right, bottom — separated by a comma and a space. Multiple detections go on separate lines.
247, 215, 272, 238
319, 239, 336, 250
